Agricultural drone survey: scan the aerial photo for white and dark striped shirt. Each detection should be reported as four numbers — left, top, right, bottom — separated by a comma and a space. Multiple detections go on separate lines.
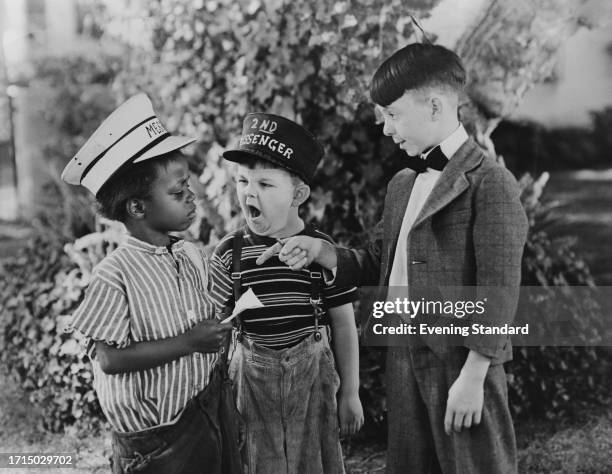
210, 225, 357, 349
69, 236, 218, 433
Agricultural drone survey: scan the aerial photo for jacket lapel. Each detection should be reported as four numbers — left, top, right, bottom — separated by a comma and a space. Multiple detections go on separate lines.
412, 138, 483, 229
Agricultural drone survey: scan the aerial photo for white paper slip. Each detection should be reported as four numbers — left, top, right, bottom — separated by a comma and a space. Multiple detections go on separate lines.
221, 287, 264, 323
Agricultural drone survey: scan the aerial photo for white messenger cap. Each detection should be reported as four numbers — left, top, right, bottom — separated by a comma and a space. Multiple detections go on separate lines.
61, 93, 195, 195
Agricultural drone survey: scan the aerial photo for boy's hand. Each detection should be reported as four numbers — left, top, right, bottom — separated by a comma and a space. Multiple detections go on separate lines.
444, 367, 486, 435
338, 391, 364, 437
257, 236, 338, 271
187, 320, 232, 353
256, 236, 320, 269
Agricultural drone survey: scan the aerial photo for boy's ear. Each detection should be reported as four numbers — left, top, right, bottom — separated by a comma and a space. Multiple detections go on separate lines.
430, 96, 443, 121
291, 183, 311, 207
126, 198, 146, 220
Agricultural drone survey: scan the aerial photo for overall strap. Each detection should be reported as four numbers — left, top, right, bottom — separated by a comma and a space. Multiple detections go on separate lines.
230, 231, 245, 341
309, 264, 325, 341
231, 231, 244, 301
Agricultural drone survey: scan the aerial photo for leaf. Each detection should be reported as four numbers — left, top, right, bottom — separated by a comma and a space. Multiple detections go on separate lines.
59, 339, 83, 356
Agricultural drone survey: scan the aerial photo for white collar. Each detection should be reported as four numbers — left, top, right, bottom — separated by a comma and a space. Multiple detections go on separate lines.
422, 123, 469, 161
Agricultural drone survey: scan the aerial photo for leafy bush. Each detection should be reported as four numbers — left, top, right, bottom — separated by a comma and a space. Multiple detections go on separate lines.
31, 51, 124, 239
0, 221, 125, 433
108, 0, 426, 244
0, 49, 123, 432
507, 173, 611, 419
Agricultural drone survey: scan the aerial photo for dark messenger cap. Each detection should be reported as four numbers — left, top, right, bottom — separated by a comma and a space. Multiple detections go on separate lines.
222, 113, 324, 184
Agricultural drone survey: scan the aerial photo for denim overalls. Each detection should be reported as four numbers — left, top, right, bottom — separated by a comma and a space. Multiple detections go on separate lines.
228, 233, 345, 474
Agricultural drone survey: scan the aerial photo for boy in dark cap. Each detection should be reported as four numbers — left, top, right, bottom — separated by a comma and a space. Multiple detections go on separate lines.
259, 44, 528, 473
210, 113, 363, 473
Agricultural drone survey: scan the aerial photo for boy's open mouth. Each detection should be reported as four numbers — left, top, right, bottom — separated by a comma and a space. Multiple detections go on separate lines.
247, 205, 261, 219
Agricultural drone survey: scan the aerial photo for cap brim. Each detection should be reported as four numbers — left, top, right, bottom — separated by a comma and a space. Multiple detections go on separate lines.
222, 149, 262, 164
133, 135, 196, 163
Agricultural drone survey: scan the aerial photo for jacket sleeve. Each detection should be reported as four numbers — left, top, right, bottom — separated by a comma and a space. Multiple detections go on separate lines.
334, 170, 409, 289
334, 219, 384, 288
464, 165, 528, 359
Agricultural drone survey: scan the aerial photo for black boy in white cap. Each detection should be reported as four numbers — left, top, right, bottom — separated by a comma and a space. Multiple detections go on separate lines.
62, 93, 194, 196
62, 93, 231, 473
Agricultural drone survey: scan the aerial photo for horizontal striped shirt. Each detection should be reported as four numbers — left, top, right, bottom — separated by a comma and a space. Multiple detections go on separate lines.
210, 224, 357, 349
69, 236, 218, 433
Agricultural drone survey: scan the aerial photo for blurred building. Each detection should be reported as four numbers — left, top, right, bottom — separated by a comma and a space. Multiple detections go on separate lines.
513, 21, 612, 128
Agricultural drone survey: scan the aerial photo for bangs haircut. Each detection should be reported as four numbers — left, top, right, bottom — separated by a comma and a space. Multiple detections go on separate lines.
236, 155, 304, 186
96, 150, 185, 222
370, 43, 466, 106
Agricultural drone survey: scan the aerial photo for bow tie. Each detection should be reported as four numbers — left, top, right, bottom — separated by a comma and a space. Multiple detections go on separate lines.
405, 146, 448, 173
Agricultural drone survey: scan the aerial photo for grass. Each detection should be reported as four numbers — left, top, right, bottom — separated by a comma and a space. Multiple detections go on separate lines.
516, 403, 612, 474
0, 372, 110, 473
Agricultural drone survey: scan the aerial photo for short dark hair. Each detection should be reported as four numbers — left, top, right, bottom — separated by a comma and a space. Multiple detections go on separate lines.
370, 43, 466, 106
96, 150, 184, 222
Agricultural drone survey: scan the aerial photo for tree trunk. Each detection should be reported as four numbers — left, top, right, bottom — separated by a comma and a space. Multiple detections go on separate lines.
450, 0, 586, 156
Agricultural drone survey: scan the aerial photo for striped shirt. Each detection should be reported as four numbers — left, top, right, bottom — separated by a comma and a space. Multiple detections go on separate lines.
69, 236, 218, 433
210, 224, 357, 349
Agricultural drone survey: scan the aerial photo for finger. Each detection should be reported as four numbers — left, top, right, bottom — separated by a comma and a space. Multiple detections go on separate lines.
473, 408, 482, 425
290, 257, 309, 271
463, 412, 473, 429
256, 242, 282, 265
289, 247, 304, 259
278, 248, 301, 264
453, 412, 465, 432
278, 237, 302, 256
284, 251, 308, 267
444, 406, 453, 435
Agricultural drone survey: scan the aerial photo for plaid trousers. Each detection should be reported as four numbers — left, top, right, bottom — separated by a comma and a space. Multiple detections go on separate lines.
385, 345, 517, 474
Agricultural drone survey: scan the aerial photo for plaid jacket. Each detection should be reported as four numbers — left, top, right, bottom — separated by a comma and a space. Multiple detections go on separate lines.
335, 137, 528, 365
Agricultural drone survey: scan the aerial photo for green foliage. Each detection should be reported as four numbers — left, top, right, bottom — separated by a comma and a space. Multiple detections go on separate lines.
518, 406, 612, 473
111, 0, 434, 242
0, 235, 99, 432
0, 221, 125, 433
31, 50, 124, 239
0, 55, 126, 433
507, 173, 611, 419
